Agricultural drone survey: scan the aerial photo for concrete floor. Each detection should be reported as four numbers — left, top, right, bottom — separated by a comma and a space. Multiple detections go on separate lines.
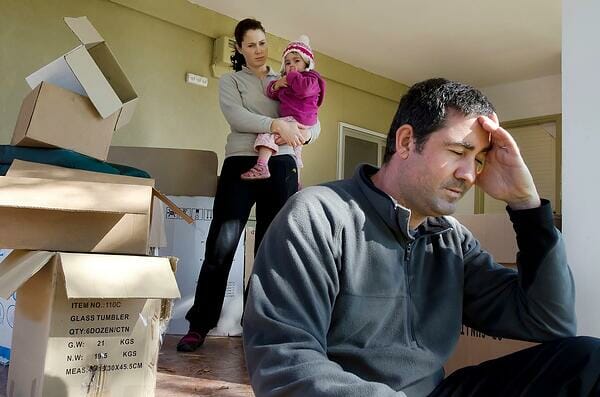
0, 335, 254, 397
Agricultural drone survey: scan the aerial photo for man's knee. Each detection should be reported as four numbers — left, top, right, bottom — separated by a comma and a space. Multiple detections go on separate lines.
559, 336, 600, 364
564, 335, 600, 349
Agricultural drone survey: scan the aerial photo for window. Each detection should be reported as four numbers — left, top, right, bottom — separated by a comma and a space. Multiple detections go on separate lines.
337, 122, 387, 179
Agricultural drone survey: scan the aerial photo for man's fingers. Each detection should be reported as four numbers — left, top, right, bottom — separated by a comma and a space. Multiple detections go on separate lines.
477, 115, 497, 133
490, 112, 500, 124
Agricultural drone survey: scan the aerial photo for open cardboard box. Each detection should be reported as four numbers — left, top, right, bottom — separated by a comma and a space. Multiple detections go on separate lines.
444, 212, 535, 375
0, 250, 180, 396
12, 82, 120, 161
12, 16, 138, 160
0, 160, 192, 255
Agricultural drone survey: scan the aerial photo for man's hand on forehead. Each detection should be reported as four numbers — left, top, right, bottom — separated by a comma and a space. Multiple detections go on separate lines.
474, 113, 540, 210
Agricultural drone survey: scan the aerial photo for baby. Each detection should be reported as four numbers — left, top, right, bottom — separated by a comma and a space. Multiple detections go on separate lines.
241, 35, 325, 181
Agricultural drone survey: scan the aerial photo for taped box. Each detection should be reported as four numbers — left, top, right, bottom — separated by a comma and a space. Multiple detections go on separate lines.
0, 250, 180, 397
160, 196, 244, 337
13, 16, 138, 160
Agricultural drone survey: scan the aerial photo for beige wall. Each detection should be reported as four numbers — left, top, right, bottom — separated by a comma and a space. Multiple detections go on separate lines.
0, 0, 406, 186
481, 74, 561, 121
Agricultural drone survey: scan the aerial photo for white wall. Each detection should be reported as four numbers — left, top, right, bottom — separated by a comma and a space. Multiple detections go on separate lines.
562, 0, 600, 337
481, 74, 561, 121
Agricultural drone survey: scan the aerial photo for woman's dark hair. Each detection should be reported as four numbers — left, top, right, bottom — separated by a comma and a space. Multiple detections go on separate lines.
231, 18, 266, 72
383, 78, 495, 163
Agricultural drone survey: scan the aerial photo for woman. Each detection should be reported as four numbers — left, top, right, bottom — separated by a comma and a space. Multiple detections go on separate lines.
177, 18, 320, 352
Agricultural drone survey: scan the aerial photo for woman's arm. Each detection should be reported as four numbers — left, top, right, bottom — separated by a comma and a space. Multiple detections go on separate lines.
219, 74, 274, 133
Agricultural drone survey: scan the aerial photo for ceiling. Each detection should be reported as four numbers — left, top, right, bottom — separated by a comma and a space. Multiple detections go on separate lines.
188, 0, 561, 88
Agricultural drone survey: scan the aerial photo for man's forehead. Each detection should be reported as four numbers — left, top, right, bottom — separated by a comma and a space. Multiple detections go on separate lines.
438, 115, 491, 148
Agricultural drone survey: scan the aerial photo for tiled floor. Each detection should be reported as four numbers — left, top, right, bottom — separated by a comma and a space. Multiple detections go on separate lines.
0, 335, 254, 397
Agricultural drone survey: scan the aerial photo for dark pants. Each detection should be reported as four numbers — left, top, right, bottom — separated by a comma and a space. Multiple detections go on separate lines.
185, 155, 298, 334
429, 336, 600, 397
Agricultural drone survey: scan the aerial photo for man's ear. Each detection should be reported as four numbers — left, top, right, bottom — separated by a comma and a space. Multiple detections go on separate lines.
235, 43, 242, 53
395, 125, 414, 159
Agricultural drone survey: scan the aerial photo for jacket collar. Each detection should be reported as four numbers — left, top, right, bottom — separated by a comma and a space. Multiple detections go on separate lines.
241, 65, 279, 77
354, 164, 452, 241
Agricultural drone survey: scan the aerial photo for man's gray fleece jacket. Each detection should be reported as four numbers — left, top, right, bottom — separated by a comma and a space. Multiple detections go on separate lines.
243, 165, 576, 397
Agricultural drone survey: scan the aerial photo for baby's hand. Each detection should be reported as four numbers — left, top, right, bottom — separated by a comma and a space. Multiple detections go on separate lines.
273, 76, 288, 91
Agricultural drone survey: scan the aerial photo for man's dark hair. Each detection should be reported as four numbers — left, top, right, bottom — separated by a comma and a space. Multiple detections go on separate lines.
383, 78, 495, 163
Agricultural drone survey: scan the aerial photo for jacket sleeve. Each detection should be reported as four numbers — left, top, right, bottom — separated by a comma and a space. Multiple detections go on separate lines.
286, 70, 322, 98
219, 74, 274, 133
243, 192, 406, 397
461, 199, 576, 341
265, 79, 280, 100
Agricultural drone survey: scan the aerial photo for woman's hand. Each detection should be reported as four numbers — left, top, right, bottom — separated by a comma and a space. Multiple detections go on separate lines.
274, 128, 311, 145
271, 118, 307, 147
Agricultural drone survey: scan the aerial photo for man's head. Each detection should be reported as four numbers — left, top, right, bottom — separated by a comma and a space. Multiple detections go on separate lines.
383, 78, 495, 163
375, 78, 496, 227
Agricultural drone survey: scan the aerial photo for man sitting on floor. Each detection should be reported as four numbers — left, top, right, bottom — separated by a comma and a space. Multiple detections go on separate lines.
242, 78, 600, 396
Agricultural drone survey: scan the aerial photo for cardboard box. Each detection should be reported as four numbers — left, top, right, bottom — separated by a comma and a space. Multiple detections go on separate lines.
26, 16, 138, 125
0, 174, 152, 255
107, 146, 219, 196
445, 213, 534, 374
159, 196, 245, 337
12, 82, 119, 160
452, 213, 517, 264
14, 16, 138, 160
0, 250, 180, 396
0, 160, 192, 255
0, 249, 14, 364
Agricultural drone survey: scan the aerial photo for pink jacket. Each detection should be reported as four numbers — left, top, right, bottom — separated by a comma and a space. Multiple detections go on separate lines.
266, 70, 326, 126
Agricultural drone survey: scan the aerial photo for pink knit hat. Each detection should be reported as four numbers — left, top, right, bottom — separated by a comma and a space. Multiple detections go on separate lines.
280, 35, 315, 73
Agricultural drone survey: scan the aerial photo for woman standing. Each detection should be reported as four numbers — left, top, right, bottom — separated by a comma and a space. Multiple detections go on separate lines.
177, 18, 320, 352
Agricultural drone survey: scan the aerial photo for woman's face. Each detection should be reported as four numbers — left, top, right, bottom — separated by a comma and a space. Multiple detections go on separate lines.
237, 29, 268, 69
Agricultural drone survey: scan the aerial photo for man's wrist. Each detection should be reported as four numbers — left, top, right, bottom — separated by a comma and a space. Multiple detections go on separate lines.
507, 195, 541, 210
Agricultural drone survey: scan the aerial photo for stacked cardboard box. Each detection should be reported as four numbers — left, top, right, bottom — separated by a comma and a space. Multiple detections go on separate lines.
0, 16, 183, 396
12, 17, 137, 161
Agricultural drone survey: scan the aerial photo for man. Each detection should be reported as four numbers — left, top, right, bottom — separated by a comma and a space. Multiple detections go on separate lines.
243, 78, 600, 396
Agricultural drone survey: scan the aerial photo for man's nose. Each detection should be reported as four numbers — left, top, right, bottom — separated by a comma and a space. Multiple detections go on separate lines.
455, 162, 477, 185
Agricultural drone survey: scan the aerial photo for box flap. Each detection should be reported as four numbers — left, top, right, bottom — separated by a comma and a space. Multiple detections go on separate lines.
58, 253, 180, 299
25, 57, 87, 96
115, 98, 138, 130
65, 47, 122, 118
7, 159, 155, 187
152, 188, 194, 224
64, 16, 104, 47
0, 250, 55, 299
0, 176, 151, 215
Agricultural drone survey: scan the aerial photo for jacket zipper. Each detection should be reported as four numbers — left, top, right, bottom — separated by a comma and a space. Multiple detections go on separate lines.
402, 227, 452, 347
404, 241, 417, 345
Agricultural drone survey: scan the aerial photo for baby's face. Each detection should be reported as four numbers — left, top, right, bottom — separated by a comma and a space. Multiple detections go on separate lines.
284, 52, 308, 74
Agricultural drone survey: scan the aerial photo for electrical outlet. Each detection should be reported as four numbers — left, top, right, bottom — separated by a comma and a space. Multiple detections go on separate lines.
186, 73, 209, 87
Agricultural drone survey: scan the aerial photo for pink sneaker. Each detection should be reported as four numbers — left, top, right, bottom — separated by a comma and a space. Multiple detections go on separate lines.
241, 163, 271, 180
